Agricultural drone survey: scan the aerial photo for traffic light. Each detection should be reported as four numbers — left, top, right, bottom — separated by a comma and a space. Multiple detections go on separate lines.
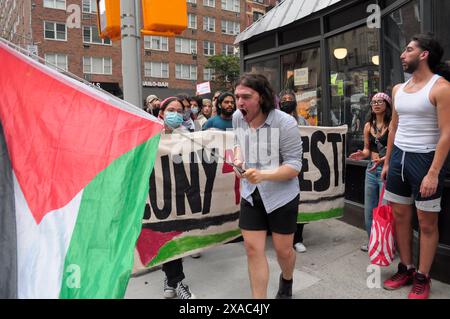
96, 0, 121, 40
96, 0, 188, 40
141, 0, 187, 37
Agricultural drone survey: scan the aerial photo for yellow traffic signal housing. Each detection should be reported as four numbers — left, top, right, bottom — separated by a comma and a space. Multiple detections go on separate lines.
141, 0, 188, 37
96, 0, 121, 40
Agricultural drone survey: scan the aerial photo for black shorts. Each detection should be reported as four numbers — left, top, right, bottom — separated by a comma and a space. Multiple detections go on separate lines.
385, 145, 447, 212
239, 188, 299, 234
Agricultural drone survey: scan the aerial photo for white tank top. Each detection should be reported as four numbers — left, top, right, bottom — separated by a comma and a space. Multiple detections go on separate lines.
394, 74, 441, 153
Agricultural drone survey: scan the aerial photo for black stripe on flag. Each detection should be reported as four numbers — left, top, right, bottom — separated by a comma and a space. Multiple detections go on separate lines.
0, 121, 17, 299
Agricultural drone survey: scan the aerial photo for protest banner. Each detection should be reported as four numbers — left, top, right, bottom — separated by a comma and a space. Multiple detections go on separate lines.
134, 126, 347, 272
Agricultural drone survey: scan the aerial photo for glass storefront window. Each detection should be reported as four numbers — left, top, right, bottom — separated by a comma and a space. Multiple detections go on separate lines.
328, 26, 380, 155
245, 58, 279, 95
435, 0, 450, 65
382, 0, 421, 95
281, 47, 321, 126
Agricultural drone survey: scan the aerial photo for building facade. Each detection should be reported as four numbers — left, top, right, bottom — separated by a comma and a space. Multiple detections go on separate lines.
142, 0, 244, 99
0, 0, 253, 101
244, 0, 279, 27
236, 0, 450, 283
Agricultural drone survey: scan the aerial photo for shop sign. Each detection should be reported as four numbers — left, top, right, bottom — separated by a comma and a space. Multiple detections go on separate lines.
143, 81, 169, 88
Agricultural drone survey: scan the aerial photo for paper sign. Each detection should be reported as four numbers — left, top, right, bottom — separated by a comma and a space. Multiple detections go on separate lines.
196, 81, 211, 95
294, 67, 309, 86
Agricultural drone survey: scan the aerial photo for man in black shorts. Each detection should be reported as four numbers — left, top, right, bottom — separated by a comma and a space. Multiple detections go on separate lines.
233, 74, 302, 299
381, 34, 450, 299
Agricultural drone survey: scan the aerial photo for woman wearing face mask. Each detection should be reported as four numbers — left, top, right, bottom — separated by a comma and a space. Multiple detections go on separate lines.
280, 90, 308, 126
190, 96, 204, 131
157, 97, 196, 299
279, 90, 308, 254
158, 97, 188, 133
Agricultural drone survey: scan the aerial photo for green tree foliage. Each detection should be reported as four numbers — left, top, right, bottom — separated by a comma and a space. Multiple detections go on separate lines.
205, 54, 240, 91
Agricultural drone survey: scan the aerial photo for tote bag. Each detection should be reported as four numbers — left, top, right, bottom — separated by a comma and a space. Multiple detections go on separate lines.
368, 184, 395, 266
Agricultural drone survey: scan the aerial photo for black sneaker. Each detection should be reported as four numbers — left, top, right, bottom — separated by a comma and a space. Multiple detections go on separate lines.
163, 277, 176, 299
275, 274, 292, 299
176, 281, 197, 299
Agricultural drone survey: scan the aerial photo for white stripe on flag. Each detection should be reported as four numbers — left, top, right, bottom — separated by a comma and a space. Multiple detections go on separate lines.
14, 174, 82, 299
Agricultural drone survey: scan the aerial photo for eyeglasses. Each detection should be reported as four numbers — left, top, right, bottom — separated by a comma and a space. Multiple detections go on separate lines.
370, 100, 385, 106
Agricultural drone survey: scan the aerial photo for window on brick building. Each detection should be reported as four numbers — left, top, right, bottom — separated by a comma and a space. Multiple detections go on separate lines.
44, 0, 66, 10
188, 13, 197, 29
203, 0, 215, 7
83, 57, 112, 75
253, 11, 264, 22
45, 53, 68, 71
203, 41, 215, 56
144, 62, 169, 78
82, 0, 97, 13
203, 68, 215, 81
175, 38, 197, 54
203, 16, 215, 32
221, 0, 240, 12
221, 20, 240, 35
144, 36, 169, 51
44, 21, 67, 41
222, 44, 238, 56
83, 26, 111, 45
176, 64, 197, 80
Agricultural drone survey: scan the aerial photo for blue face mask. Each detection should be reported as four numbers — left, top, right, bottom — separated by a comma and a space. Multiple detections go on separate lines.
164, 111, 184, 129
191, 107, 199, 115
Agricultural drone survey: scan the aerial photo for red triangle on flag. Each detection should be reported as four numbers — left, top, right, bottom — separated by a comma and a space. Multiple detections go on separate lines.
0, 44, 162, 224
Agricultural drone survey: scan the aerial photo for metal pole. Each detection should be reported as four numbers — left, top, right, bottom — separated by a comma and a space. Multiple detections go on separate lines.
120, 0, 141, 107
135, 0, 143, 106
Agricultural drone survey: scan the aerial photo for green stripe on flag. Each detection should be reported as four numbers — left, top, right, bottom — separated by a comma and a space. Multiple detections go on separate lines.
148, 229, 242, 267
297, 207, 344, 223
59, 134, 161, 299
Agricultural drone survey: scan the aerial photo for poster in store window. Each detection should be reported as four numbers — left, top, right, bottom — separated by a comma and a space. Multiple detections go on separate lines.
294, 67, 309, 86
296, 90, 318, 126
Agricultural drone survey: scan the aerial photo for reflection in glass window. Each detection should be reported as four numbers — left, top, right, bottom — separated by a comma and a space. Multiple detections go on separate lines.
382, 0, 421, 95
328, 26, 380, 155
281, 47, 321, 126
245, 58, 279, 95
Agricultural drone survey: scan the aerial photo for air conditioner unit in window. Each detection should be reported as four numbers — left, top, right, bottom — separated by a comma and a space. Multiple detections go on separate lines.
145, 50, 152, 56
82, 13, 91, 20
191, 3, 197, 7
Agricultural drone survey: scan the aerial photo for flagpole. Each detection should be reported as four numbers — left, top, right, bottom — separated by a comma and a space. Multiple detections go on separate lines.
120, 0, 142, 108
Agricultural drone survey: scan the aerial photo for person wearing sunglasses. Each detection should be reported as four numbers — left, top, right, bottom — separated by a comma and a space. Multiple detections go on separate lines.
349, 92, 392, 253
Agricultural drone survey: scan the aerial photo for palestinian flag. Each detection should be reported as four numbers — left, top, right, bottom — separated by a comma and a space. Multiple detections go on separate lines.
0, 42, 163, 298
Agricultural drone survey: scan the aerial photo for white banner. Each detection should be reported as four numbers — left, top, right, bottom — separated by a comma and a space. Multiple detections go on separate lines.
134, 126, 348, 272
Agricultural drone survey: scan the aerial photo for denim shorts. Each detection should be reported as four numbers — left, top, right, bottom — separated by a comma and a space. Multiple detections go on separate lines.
239, 188, 299, 234
384, 145, 446, 212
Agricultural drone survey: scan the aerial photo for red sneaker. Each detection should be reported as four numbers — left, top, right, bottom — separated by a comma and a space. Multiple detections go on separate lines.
408, 272, 431, 299
383, 263, 415, 290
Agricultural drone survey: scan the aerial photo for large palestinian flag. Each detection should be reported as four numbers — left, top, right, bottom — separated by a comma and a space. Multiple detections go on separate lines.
0, 42, 163, 298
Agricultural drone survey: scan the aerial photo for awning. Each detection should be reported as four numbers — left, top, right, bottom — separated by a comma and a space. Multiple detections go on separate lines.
235, 0, 343, 44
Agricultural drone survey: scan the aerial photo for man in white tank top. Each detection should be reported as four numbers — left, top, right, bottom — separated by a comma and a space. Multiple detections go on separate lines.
381, 34, 450, 299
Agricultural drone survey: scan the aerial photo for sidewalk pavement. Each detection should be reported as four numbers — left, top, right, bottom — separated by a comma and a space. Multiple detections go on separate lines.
125, 218, 450, 299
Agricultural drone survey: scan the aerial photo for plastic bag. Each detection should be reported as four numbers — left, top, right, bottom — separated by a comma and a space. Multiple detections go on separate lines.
368, 185, 395, 266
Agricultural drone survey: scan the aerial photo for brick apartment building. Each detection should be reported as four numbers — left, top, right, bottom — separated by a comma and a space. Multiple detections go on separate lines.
0, 0, 278, 102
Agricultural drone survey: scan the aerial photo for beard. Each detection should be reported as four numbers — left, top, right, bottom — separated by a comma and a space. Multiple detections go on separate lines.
221, 108, 235, 117
403, 57, 420, 74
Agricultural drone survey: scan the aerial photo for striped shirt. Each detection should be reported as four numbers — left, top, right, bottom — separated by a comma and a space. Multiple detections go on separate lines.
232, 109, 303, 214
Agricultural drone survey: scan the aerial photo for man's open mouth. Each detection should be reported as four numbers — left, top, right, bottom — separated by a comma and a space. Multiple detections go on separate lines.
240, 109, 247, 117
